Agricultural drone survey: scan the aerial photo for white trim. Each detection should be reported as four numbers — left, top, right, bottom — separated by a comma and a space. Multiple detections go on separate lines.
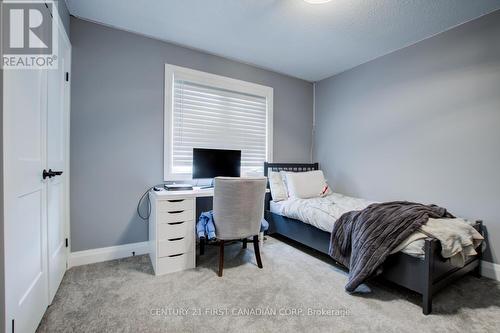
481, 260, 500, 281
68, 243, 500, 281
53, 0, 72, 270
59, 15, 72, 270
163, 64, 274, 181
68, 242, 150, 268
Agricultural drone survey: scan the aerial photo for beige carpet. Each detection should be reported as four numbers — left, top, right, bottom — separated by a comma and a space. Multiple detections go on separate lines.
37, 236, 500, 332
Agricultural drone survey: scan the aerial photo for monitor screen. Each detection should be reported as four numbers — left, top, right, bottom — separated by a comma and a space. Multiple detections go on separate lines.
192, 148, 241, 179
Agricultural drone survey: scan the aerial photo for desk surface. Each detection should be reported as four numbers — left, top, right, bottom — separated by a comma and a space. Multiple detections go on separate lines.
150, 187, 269, 199
150, 187, 215, 199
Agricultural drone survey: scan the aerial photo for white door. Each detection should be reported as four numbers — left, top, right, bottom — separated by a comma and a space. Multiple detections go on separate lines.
4, 68, 49, 333
4, 20, 71, 333
46, 28, 71, 302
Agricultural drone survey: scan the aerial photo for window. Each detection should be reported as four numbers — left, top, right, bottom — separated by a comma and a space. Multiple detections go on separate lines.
164, 64, 273, 180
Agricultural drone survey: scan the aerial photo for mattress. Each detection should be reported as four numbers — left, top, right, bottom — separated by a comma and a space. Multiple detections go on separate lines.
270, 192, 432, 258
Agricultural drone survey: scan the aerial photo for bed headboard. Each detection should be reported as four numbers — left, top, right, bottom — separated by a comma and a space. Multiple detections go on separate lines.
263, 162, 319, 177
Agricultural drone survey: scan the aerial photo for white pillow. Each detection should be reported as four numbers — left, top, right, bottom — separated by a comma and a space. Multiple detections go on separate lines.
285, 170, 330, 199
279, 171, 289, 190
268, 171, 288, 201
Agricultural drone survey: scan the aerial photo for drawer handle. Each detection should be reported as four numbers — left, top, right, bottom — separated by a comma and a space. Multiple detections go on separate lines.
168, 237, 184, 241
168, 210, 184, 214
168, 253, 184, 258
168, 199, 184, 203
168, 221, 185, 225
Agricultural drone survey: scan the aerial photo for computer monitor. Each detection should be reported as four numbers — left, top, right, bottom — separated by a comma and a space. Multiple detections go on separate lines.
192, 148, 241, 179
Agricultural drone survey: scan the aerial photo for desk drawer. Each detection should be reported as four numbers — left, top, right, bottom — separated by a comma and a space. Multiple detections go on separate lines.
158, 210, 194, 223
156, 252, 195, 275
158, 198, 194, 212
158, 236, 194, 257
158, 220, 193, 240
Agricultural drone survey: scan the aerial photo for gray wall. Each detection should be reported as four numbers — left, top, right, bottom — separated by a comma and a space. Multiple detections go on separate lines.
70, 18, 313, 251
314, 10, 500, 264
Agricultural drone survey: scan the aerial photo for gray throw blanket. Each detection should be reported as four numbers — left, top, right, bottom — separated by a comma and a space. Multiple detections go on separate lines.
329, 201, 454, 292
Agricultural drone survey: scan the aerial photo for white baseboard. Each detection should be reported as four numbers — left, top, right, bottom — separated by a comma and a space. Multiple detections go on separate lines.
481, 260, 500, 281
68, 242, 500, 282
69, 241, 150, 268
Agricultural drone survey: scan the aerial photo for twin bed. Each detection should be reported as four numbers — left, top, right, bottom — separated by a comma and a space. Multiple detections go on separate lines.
263, 162, 483, 315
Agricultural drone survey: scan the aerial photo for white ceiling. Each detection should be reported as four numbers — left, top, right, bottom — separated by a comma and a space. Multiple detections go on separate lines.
66, 0, 500, 82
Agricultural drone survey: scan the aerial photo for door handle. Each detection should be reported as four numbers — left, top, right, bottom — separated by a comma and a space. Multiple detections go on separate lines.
42, 169, 63, 179
42, 169, 51, 179
50, 169, 63, 177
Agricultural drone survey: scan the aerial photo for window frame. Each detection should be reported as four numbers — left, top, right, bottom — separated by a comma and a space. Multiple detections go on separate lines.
164, 64, 274, 181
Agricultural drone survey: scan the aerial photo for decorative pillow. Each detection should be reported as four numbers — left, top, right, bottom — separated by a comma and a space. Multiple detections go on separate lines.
320, 182, 332, 197
286, 170, 330, 199
268, 171, 288, 201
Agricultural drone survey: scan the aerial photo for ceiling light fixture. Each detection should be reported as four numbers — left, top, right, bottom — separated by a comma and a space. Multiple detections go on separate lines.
303, 0, 333, 4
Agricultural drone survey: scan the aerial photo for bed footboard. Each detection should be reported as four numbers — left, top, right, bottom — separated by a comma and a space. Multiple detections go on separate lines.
381, 220, 483, 315
267, 209, 483, 315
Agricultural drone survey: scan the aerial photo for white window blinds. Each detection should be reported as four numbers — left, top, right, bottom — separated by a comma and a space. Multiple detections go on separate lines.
165, 65, 273, 180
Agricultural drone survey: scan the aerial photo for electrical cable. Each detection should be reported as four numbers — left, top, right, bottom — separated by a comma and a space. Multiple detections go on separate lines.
137, 184, 165, 221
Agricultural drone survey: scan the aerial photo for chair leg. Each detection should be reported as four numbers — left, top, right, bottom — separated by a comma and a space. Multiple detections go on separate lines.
242, 238, 247, 249
199, 237, 205, 256
218, 240, 225, 277
253, 235, 263, 269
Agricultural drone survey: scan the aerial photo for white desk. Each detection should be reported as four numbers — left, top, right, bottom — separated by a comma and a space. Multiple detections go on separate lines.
149, 187, 268, 275
148, 187, 210, 275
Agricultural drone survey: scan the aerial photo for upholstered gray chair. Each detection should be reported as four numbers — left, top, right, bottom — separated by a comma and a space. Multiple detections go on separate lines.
213, 177, 267, 277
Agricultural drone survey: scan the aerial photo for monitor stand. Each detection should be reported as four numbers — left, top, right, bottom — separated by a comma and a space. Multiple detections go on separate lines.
199, 179, 214, 189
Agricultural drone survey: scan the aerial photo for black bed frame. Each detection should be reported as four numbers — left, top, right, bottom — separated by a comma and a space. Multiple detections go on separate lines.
264, 162, 483, 315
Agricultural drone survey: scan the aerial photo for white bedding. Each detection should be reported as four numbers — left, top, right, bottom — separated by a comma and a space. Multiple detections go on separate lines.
270, 192, 482, 261
271, 192, 373, 232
